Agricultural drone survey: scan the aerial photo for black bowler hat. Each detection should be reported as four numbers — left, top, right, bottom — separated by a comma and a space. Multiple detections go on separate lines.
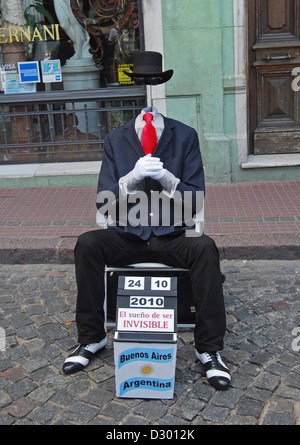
125, 51, 173, 85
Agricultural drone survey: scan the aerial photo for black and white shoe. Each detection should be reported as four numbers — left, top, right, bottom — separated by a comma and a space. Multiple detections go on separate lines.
196, 351, 231, 390
63, 338, 107, 375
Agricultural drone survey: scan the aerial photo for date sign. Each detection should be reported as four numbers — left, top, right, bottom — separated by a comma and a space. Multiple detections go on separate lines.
116, 275, 177, 333
124, 276, 171, 292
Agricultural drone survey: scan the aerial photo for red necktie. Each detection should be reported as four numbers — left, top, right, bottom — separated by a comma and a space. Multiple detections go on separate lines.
142, 113, 157, 155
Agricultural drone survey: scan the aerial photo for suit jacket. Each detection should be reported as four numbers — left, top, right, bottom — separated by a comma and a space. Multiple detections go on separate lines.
97, 115, 205, 240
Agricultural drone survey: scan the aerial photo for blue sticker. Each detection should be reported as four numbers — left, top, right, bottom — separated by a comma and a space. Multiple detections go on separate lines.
18, 61, 40, 83
118, 347, 175, 368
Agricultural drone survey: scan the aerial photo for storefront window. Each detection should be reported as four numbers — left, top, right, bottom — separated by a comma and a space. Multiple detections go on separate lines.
0, 1, 146, 164
0, 0, 143, 94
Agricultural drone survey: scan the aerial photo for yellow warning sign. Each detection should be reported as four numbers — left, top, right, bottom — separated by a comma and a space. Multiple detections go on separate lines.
118, 63, 135, 85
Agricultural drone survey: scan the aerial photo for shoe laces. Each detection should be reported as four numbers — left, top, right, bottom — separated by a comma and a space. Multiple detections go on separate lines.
203, 352, 221, 366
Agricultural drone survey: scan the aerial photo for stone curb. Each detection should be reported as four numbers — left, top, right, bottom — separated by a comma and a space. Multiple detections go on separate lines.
0, 233, 299, 264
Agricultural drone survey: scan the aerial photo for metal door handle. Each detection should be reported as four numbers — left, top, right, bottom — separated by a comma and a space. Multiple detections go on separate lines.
262, 52, 295, 61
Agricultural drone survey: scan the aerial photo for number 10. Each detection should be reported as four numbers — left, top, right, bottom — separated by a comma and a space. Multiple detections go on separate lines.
151, 277, 171, 290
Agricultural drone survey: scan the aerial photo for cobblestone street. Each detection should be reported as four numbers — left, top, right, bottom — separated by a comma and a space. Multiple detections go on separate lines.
1, 259, 299, 426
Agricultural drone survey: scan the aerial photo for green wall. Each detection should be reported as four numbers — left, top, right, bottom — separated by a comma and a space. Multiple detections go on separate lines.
162, 0, 232, 184
162, 0, 300, 184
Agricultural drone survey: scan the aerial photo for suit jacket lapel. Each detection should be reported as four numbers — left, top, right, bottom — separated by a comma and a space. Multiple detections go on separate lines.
124, 118, 144, 157
153, 117, 173, 158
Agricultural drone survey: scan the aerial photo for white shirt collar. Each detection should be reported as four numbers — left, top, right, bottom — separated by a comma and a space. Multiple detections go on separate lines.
141, 107, 159, 121
134, 107, 164, 143
135, 107, 163, 128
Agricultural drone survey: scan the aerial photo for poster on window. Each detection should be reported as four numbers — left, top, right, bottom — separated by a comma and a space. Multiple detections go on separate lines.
118, 63, 135, 85
4, 72, 36, 94
41, 60, 62, 83
18, 61, 40, 84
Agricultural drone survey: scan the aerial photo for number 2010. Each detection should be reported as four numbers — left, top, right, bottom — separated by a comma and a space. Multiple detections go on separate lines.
130, 296, 164, 307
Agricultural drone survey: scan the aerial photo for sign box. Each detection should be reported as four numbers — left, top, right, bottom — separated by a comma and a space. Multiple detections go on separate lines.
114, 332, 177, 399
105, 267, 196, 326
113, 274, 178, 399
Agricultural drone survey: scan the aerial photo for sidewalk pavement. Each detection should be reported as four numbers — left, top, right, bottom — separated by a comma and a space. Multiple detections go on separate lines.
0, 260, 299, 426
0, 180, 299, 263
0, 181, 300, 427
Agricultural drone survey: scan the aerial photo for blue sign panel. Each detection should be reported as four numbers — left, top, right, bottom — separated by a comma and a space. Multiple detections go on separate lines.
18, 61, 40, 83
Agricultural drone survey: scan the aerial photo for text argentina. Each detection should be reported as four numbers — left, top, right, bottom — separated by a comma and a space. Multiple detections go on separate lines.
122, 378, 172, 391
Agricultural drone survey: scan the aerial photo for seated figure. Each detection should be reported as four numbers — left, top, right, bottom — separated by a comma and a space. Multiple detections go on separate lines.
63, 52, 231, 391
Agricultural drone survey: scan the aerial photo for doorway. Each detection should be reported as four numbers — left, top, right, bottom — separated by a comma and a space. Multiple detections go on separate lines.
248, 0, 300, 155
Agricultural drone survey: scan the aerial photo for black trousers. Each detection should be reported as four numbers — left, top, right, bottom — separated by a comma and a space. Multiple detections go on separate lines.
74, 228, 226, 352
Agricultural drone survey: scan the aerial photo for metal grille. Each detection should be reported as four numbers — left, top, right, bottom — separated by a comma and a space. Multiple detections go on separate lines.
0, 87, 146, 164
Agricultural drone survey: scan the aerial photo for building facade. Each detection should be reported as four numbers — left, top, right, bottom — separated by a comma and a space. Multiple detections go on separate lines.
0, 0, 299, 188
159, 0, 300, 184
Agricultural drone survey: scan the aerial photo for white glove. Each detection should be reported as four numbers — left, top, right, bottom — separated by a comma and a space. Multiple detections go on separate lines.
132, 154, 166, 182
150, 165, 166, 180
